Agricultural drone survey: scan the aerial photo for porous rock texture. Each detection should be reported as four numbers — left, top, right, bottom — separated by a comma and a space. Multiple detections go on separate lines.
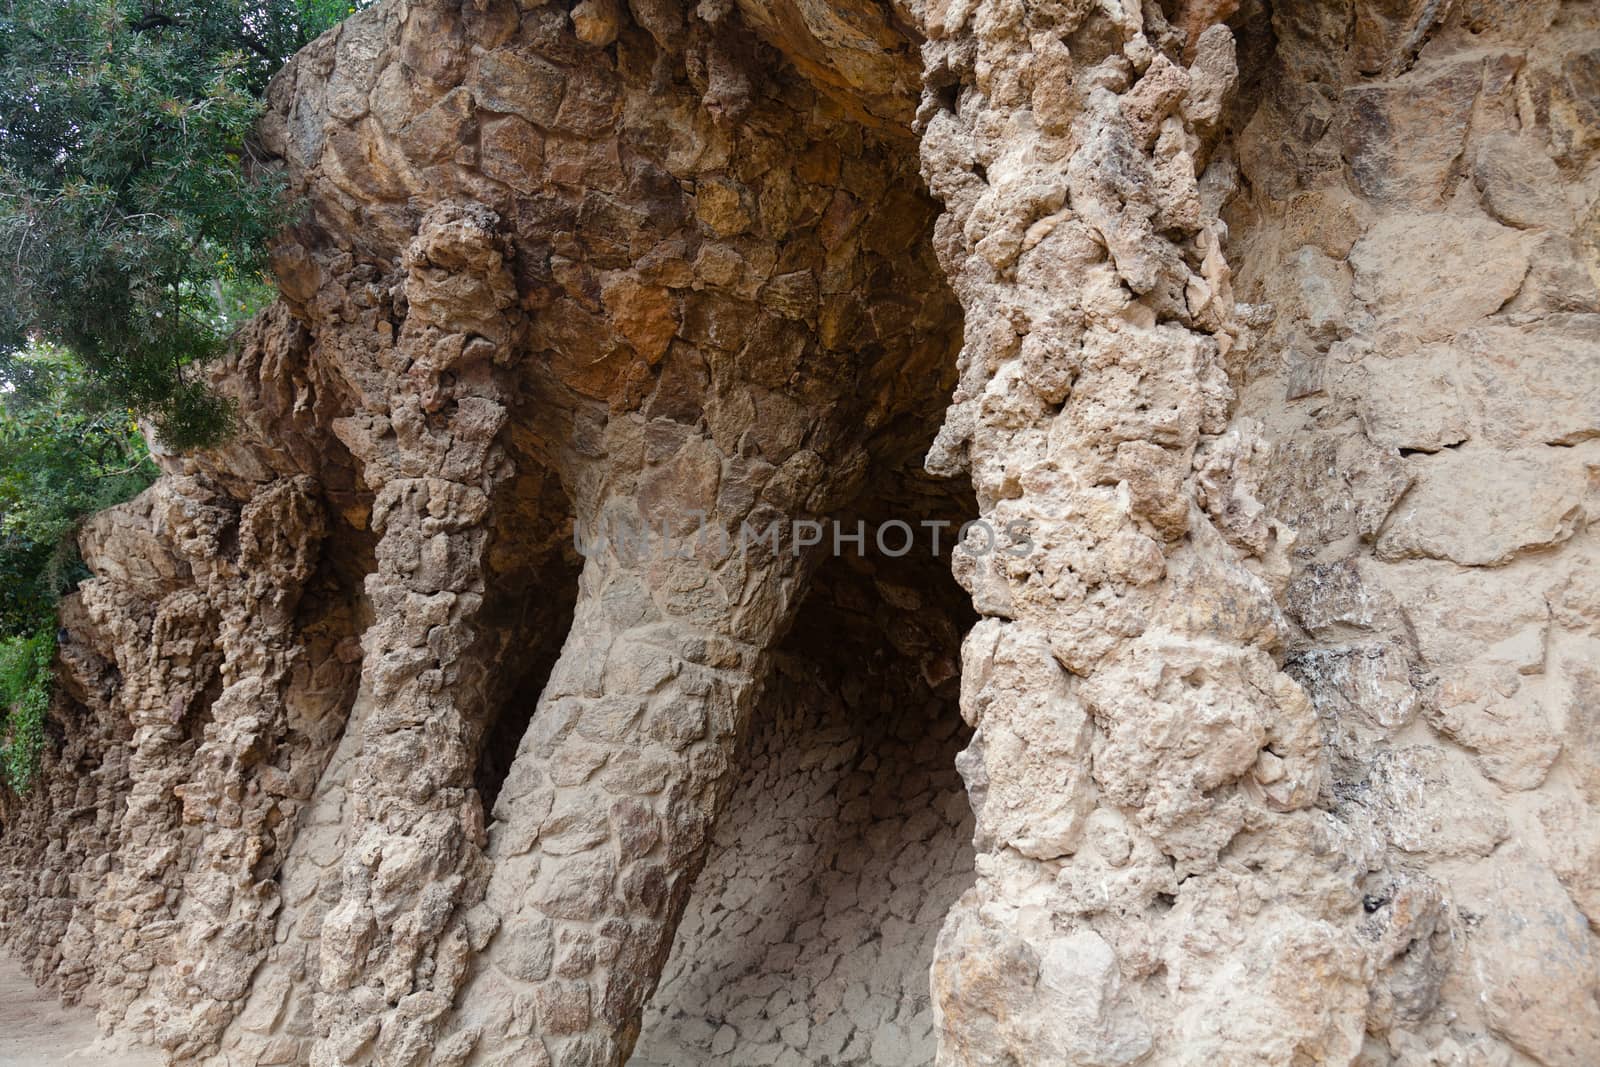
1, 0, 1599, 1065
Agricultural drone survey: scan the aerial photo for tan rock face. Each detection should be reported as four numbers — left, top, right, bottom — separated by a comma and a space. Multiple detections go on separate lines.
3, 1, 1600, 1066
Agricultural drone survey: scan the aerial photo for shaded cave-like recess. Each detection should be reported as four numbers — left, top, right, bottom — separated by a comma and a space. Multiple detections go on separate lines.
473, 555, 583, 814
632, 473, 979, 1066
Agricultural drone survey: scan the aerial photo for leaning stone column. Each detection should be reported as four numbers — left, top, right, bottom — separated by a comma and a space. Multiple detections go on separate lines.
445, 441, 818, 1067
306, 201, 526, 1066
916, 5, 1360, 1062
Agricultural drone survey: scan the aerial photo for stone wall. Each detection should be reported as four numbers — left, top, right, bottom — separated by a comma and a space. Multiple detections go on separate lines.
1238, 3, 1600, 1061
916, 0, 1600, 1063
0, 0, 1597, 1065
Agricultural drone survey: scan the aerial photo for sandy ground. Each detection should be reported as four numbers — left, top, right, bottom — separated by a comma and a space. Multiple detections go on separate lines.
0, 950, 678, 1066
0, 953, 160, 1066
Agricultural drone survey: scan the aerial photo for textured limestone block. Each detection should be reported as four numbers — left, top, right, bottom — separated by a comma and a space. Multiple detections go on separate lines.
1456, 854, 1600, 1066
1169, 916, 1368, 1066
1342, 59, 1480, 207
1460, 319, 1600, 448
1377, 446, 1593, 566
1263, 432, 1411, 547
1346, 345, 1469, 453
1429, 679, 1562, 791
1287, 245, 1356, 343
956, 621, 1094, 861
1284, 557, 1400, 636
1349, 214, 1531, 344
1369, 746, 1508, 857
932, 905, 1154, 1067
1287, 639, 1421, 732
1472, 131, 1575, 231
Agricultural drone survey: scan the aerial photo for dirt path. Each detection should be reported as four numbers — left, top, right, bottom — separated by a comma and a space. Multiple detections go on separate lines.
0, 954, 160, 1066
0, 950, 674, 1066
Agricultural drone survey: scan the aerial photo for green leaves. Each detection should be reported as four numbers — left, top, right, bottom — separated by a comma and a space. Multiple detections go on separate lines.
0, 627, 54, 793
0, 345, 158, 793
0, 344, 158, 633
0, 0, 273, 447
0, 0, 355, 448
0, 0, 363, 791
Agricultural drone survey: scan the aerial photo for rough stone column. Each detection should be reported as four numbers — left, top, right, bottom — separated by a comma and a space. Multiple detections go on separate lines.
916, 5, 1350, 1062
0, 590, 132, 1005
77, 484, 227, 1038
152, 476, 328, 1057
62, 475, 338, 1057
305, 202, 526, 1065
445, 449, 818, 1066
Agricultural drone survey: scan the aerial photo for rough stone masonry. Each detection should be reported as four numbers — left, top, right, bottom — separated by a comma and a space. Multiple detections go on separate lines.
1, 0, 1598, 1065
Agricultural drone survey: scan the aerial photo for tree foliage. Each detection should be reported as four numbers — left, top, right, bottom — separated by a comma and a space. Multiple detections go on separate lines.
0, 628, 55, 791
0, 345, 158, 791
0, 346, 159, 632
0, 0, 358, 790
0, 0, 351, 448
